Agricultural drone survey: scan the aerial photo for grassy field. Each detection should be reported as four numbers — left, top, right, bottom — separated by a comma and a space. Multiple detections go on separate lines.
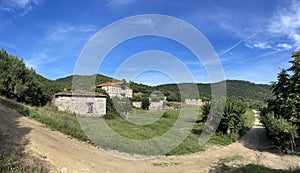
0, 97, 255, 156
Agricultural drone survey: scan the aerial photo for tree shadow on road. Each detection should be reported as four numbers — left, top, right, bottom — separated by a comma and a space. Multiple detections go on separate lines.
238, 114, 282, 154
209, 163, 300, 173
0, 100, 49, 172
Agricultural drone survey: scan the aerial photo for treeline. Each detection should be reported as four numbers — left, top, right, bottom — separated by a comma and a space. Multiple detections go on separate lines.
157, 81, 272, 103
0, 49, 62, 106
56, 74, 113, 89
261, 51, 300, 153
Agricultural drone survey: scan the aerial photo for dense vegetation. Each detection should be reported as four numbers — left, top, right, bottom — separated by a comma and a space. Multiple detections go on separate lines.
157, 80, 272, 103
56, 74, 272, 106
201, 98, 250, 140
261, 51, 300, 153
0, 49, 62, 106
56, 74, 113, 90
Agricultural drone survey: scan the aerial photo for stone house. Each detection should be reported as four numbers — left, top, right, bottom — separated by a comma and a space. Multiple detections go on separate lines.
95, 81, 132, 98
132, 101, 142, 108
53, 90, 106, 116
184, 99, 203, 105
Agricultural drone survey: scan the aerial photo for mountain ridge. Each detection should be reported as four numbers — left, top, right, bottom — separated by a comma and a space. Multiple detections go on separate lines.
54, 74, 272, 102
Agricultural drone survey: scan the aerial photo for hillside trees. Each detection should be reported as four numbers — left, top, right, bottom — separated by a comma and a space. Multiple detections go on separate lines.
0, 49, 60, 106
261, 51, 300, 152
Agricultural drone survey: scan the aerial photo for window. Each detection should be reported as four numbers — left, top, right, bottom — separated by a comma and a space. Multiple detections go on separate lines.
86, 102, 94, 113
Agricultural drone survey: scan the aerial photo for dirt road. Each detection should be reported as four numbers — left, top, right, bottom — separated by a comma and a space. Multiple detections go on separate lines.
1, 104, 300, 173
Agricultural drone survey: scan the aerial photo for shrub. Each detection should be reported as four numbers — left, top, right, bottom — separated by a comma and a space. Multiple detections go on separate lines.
261, 112, 297, 151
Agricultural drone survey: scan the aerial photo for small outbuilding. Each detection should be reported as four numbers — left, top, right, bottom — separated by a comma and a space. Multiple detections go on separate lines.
53, 90, 106, 116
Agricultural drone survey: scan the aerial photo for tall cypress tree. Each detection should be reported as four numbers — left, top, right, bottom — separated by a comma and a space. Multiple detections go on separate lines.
288, 52, 300, 123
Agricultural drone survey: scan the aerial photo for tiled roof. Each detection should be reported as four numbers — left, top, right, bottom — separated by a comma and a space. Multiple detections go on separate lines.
95, 81, 124, 87
54, 90, 106, 97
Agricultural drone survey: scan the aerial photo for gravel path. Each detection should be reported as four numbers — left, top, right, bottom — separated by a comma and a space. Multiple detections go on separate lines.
1, 104, 299, 173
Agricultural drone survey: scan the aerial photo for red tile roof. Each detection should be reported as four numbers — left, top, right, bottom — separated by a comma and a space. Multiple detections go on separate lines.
95, 81, 124, 87
55, 90, 106, 97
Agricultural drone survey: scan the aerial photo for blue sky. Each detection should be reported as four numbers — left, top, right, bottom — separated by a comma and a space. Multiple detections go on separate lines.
0, 0, 299, 85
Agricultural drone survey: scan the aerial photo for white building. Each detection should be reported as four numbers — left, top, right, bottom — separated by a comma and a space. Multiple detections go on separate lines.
95, 81, 133, 98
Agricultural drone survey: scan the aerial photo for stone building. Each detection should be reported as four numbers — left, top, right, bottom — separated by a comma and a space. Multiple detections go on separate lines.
149, 100, 165, 110
95, 81, 132, 98
184, 99, 203, 105
132, 101, 142, 108
53, 90, 106, 116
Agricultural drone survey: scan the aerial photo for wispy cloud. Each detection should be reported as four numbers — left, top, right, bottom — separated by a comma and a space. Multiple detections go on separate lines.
0, 0, 43, 15
105, 0, 136, 9
245, 42, 272, 50
45, 22, 97, 43
269, 0, 300, 50
276, 43, 292, 50
0, 41, 18, 50
25, 51, 56, 69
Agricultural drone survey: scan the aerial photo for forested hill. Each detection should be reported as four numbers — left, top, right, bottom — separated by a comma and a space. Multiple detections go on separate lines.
157, 80, 272, 102
55, 74, 114, 89
55, 74, 272, 102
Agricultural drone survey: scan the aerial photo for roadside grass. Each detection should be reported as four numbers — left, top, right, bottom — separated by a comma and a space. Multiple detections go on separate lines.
30, 104, 88, 141
0, 148, 49, 173
213, 155, 300, 172
0, 96, 88, 141
217, 154, 244, 171
214, 163, 300, 173
0, 97, 255, 156
241, 110, 255, 135
0, 97, 49, 172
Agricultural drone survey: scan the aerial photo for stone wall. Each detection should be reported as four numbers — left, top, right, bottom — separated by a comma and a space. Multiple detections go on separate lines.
53, 96, 106, 116
185, 99, 203, 105
149, 100, 165, 110
132, 102, 142, 108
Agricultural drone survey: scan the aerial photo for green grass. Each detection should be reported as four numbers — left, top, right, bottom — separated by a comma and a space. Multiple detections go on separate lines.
213, 155, 300, 173
215, 164, 300, 173
30, 105, 88, 141
0, 96, 88, 141
0, 96, 255, 156
209, 132, 237, 146
244, 110, 255, 129
0, 148, 49, 173
0, 97, 49, 172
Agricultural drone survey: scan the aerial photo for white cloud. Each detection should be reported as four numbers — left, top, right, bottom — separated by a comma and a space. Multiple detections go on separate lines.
0, 41, 18, 50
45, 22, 97, 43
25, 51, 55, 70
269, 1, 300, 50
276, 43, 292, 50
0, 0, 43, 15
245, 42, 272, 50
105, 0, 136, 9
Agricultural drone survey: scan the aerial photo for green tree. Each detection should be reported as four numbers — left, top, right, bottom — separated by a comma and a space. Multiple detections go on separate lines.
267, 51, 300, 123
141, 97, 150, 110
201, 98, 246, 136
288, 52, 300, 123
0, 49, 54, 106
262, 51, 300, 153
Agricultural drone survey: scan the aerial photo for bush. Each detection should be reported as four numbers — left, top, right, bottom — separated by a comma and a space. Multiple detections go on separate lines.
261, 112, 297, 151
141, 97, 150, 110
202, 99, 247, 136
